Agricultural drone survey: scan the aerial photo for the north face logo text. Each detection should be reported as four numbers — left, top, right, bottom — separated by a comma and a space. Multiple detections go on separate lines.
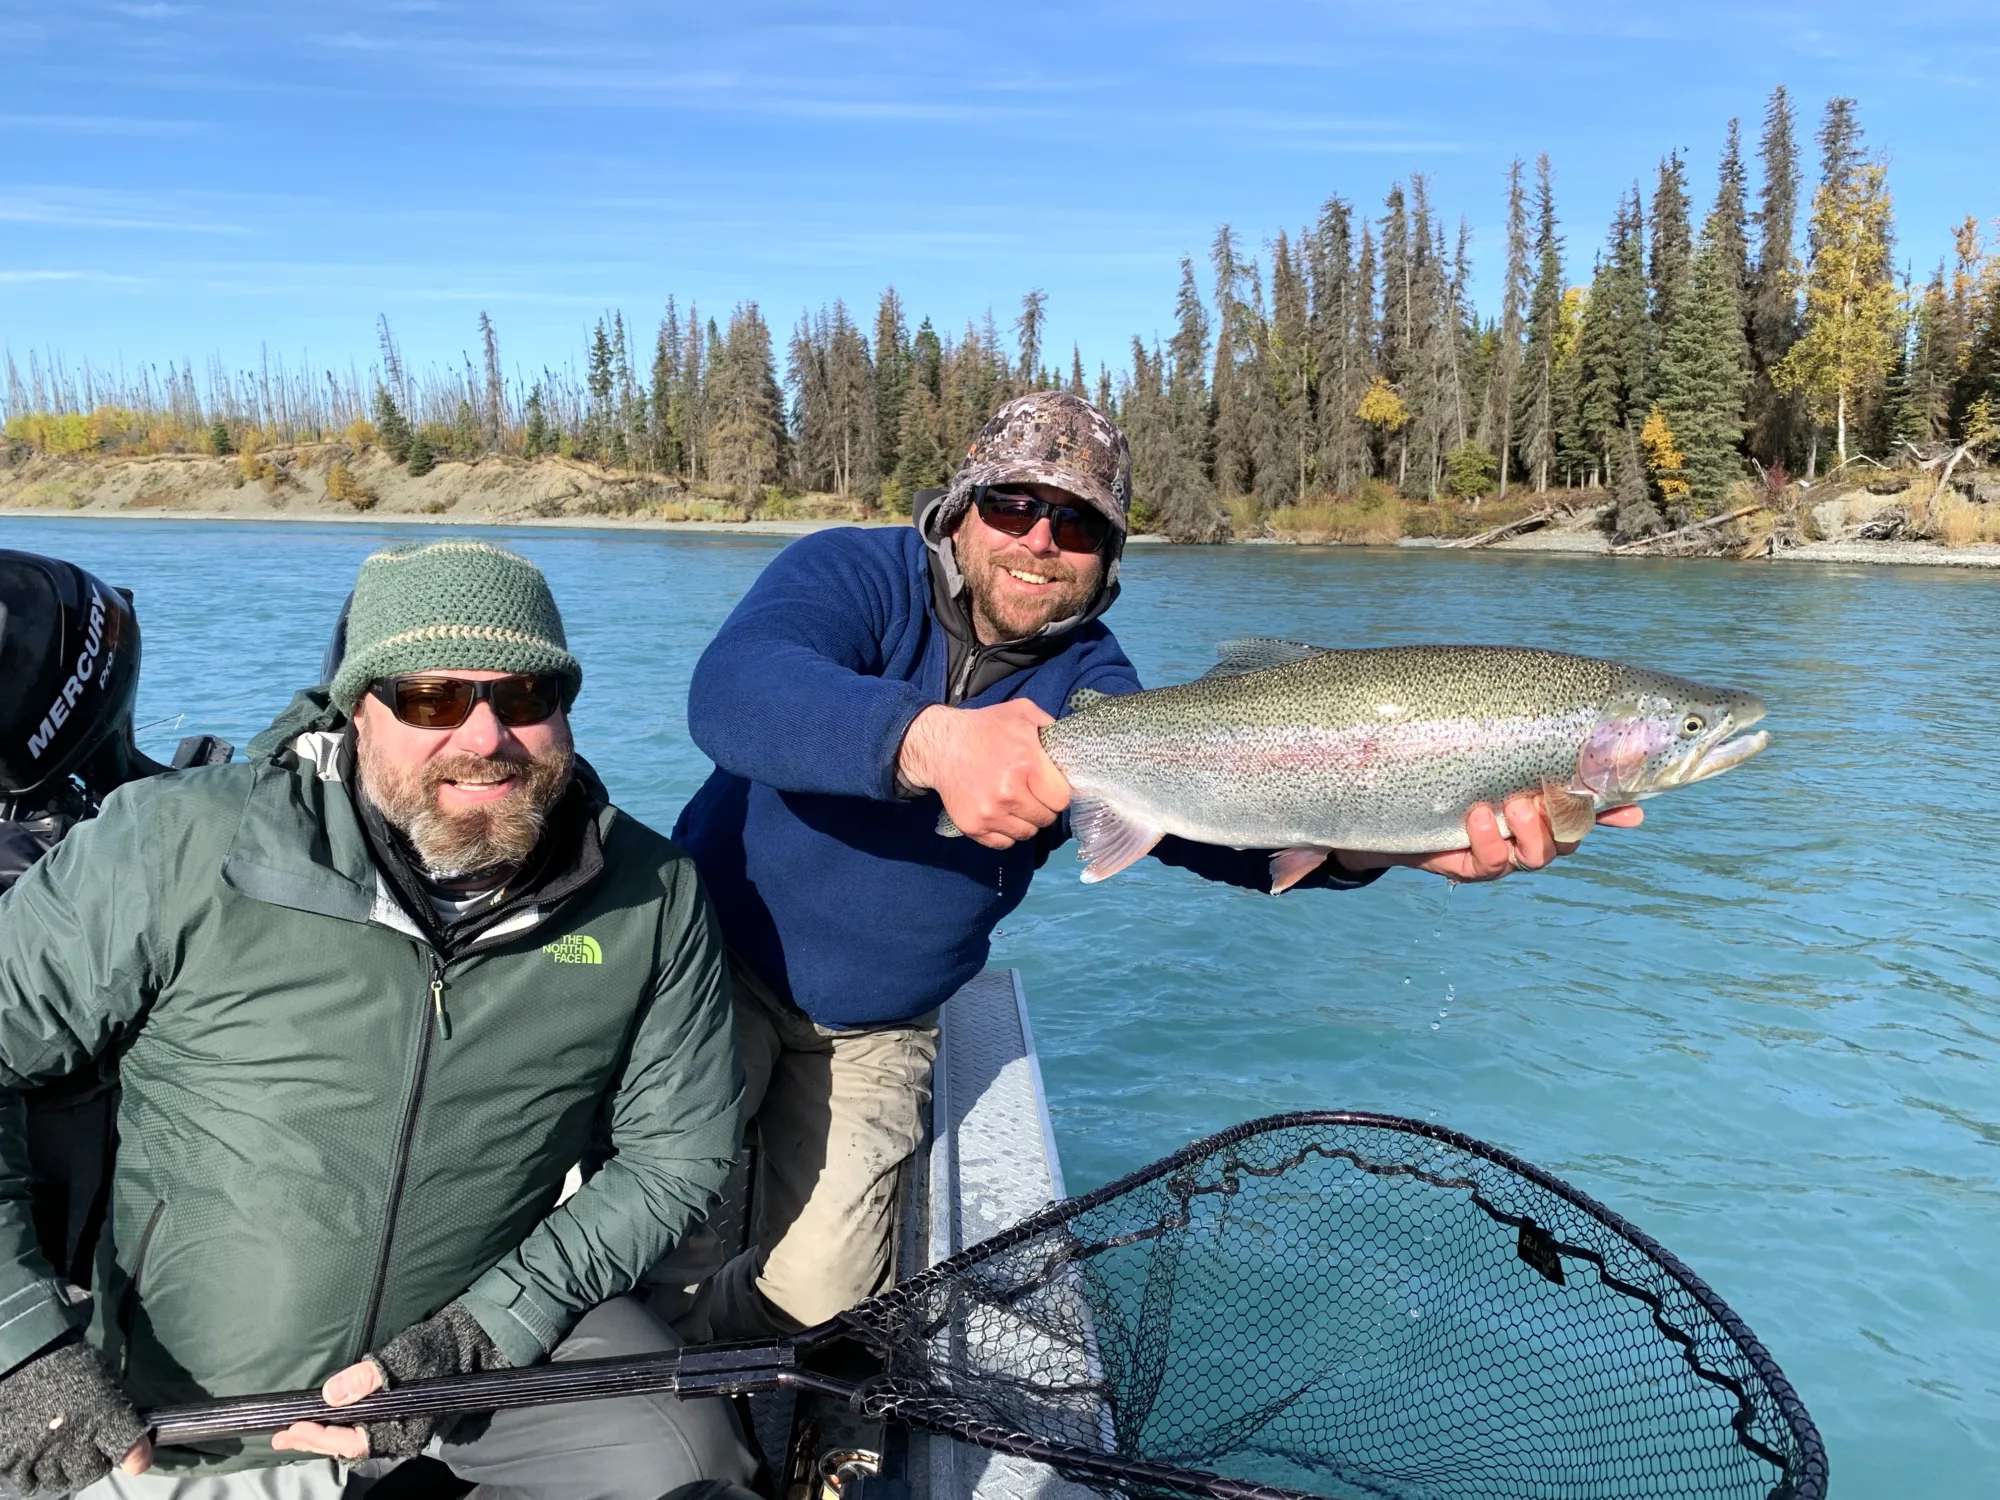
544, 934, 603, 965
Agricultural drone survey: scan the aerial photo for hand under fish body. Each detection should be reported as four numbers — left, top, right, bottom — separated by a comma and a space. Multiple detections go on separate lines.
940, 637, 1768, 891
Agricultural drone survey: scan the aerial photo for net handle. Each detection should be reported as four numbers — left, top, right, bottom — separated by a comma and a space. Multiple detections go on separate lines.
146, 1349, 1331, 1500
144, 1344, 799, 1447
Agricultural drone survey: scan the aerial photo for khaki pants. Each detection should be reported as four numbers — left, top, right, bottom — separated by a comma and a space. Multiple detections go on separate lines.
701, 957, 939, 1342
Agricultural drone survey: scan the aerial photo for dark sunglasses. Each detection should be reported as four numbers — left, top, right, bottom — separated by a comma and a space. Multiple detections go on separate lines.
971, 488, 1112, 553
369, 673, 565, 730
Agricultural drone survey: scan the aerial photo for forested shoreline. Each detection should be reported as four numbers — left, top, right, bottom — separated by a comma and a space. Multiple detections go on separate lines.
5, 87, 1997, 546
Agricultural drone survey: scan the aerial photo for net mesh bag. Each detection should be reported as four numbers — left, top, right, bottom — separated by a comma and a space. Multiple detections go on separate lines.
839, 1112, 1824, 1500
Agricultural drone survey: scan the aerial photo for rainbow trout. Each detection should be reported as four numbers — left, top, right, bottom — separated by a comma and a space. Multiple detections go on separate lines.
950, 637, 1769, 891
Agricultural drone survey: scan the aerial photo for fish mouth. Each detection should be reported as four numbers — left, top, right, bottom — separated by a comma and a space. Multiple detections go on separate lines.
1685, 727, 1769, 784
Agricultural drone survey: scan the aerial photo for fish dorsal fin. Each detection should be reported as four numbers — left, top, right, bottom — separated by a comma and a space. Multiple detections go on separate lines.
1204, 637, 1327, 680
1065, 686, 1112, 715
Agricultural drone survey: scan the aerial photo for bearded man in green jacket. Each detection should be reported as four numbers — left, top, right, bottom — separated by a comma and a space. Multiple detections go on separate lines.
0, 540, 752, 1499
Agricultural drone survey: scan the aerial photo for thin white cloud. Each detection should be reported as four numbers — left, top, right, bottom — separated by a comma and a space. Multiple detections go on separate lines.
0, 192, 247, 235
0, 269, 146, 284
0, 114, 204, 136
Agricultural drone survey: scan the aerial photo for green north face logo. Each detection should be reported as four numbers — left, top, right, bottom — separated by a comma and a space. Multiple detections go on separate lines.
544, 934, 603, 965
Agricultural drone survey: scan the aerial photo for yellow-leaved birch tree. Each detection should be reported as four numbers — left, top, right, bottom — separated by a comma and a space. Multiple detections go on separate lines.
1775, 102, 1898, 470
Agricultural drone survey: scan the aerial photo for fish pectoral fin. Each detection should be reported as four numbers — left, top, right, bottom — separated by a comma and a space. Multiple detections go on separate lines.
1203, 637, 1327, 679
935, 808, 963, 838
1072, 797, 1163, 884
1540, 782, 1598, 843
1268, 846, 1332, 895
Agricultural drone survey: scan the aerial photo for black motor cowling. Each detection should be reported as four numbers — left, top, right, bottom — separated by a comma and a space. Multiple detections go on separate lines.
0, 549, 162, 811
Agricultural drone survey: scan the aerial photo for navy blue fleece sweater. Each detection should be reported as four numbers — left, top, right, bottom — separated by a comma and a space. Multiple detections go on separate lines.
673, 526, 1375, 1028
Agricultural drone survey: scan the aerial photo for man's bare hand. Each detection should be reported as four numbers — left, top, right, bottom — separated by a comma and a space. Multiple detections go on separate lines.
1335, 796, 1644, 883
269, 1356, 385, 1461
899, 701, 1071, 850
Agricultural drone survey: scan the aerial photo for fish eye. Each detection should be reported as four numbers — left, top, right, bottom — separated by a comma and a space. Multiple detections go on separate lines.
1681, 714, 1706, 736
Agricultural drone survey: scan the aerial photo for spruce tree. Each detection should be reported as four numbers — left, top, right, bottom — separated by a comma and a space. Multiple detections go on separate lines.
890, 371, 946, 507
451, 399, 481, 460
1712, 121, 1752, 338
1485, 161, 1530, 494
707, 303, 786, 506
1574, 256, 1621, 482
584, 319, 614, 463
1516, 155, 1564, 492
371, 384, 412, 463
1613, 422, 1664, 538
650, 303, 681, 473
478, 312, 504, 450
1307, 197, 1365, 493
1748, 85, 1803, 468
405, 427, 435, 477
1209, 226, 1253, 497
1648, 152, 1693, 379
1015, 290, 1047, 387
1352, 222, 1379, 479
873, 289, 911, 484
208, 418, 233, 456
1657, 215, 1750, 510
1126, 335, 1225, 540
523, 383, 550, 458
1268, 229, 1315, 503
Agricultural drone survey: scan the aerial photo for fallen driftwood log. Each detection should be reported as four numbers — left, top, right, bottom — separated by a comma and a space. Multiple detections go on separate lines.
1611, 503, 1766, 555
1441, 507, 1556, 548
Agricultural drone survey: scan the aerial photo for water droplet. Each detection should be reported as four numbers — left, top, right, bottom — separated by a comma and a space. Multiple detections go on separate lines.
1430, 1021, 1440, 1030
1432, 928, 1441, 938
1402, 976, 1411, 986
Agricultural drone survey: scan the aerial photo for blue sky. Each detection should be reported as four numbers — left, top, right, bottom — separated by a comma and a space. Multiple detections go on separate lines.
3, 0, 1993, 391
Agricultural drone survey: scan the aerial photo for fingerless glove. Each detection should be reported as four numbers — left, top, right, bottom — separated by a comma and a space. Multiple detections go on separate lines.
357, 1301, 510, 1458
0, 1337, 148, 1496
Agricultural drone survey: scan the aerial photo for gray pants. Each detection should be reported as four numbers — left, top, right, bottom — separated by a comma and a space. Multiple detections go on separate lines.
80, 1298, 756, 1500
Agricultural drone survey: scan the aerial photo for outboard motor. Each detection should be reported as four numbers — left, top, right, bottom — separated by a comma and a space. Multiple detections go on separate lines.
0, 549, 232, 1285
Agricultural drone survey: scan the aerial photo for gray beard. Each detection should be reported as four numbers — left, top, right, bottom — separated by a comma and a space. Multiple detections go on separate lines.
355, 732, 573, 882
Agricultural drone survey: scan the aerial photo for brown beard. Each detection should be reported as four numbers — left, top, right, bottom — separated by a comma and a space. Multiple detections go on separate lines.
954, 531, 1102, 643
356, 724, 574, 881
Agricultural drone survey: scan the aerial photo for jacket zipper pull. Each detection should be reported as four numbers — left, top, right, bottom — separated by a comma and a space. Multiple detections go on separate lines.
431, 977, 452, 1039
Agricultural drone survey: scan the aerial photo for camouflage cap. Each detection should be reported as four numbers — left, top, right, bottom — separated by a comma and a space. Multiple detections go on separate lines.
932, 391, 1132, 539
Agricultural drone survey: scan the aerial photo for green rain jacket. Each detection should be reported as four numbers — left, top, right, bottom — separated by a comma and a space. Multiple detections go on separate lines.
0, 692, 743, 1471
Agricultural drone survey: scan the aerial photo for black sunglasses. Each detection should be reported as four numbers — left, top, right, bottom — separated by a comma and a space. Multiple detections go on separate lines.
971, 488, 1112, 553
369, 673, 565, 730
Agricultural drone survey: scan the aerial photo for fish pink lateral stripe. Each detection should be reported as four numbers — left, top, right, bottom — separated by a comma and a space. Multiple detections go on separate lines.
1064, 713, 1599, 780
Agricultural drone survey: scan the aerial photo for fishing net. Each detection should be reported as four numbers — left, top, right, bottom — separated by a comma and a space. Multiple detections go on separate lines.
839, 1111, 1824, 1500
146, 1111, 1823, 1500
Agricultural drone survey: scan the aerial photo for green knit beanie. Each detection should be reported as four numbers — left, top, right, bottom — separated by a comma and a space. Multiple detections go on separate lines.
328, 540, 582, 713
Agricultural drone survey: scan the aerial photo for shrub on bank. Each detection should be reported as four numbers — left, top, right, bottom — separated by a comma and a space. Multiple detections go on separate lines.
326, 460, 376, 510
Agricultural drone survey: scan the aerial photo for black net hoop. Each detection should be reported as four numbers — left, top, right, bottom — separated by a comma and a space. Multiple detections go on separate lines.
838, 1111, 1825, 1500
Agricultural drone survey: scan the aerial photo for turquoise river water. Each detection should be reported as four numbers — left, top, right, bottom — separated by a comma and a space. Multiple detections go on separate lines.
3, 516, 1995, 1495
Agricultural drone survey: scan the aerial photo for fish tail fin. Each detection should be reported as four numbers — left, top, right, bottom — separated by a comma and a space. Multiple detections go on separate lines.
935, 808, 963, 838
1073, 796, 1163, 884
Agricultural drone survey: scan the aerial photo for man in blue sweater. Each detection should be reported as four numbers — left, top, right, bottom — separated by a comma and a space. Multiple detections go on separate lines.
672, 392, 1639, 1340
